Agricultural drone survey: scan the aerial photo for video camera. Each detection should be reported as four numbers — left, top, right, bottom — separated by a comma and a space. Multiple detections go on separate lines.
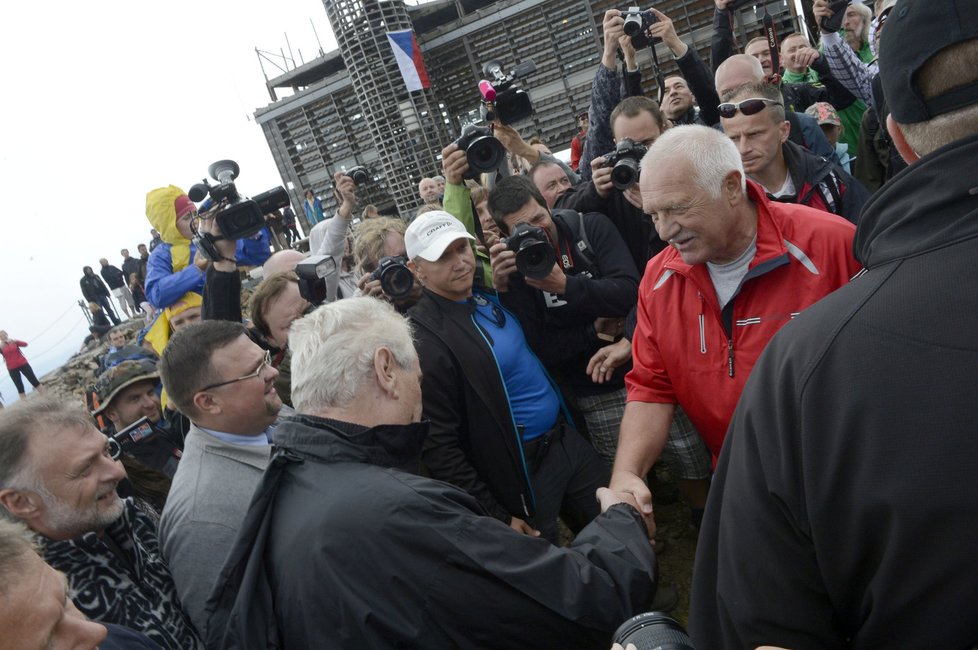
188, 160, 290, 262
601, 138, 648, 190
370, 255, 415, 299
106, 416, 157, 461
295, 255, 338, 305
622, 7, 660, 48
478, 60, 536, 125
503, 223, 555, 280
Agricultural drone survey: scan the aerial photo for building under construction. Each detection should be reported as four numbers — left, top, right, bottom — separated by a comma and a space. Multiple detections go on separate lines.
254, 0, 800, 223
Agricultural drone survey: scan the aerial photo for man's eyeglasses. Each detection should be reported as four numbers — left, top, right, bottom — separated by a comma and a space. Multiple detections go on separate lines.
200, 350, 272, 391
717, 98, 784, 119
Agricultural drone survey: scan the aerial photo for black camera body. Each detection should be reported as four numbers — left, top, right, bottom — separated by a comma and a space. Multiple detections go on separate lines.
602, 138, 648, 190
188, 160, 290, 262
479, 60, 536, 125
622, 7, 659, 48
820, 0, 851, 33
504, 223, 555, 280
455, 124, 506, 177
107, 416, 157, 461
295, 255, 338, 305
370, 255, 414, 299
347, 166, 370, 186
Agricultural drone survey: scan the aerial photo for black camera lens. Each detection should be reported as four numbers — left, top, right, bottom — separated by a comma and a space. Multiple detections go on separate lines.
506, 223, 555, 280
380, 265, 415, 299
371, 256, 414, 299
612, 612, 694, 650
623, 13, 643, 36
466, 136, 506, 172
348, 166, 370, 186
611, 158, 641, 190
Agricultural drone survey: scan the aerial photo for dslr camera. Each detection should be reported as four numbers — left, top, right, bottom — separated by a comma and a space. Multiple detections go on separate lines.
370, 255, 415, 299
455, 124, 506, 176
601, 138, 648, 190
188, 160, 290, 261
503, 223, 555, 280
622, 6, 659, 48
478, 60, 536, 125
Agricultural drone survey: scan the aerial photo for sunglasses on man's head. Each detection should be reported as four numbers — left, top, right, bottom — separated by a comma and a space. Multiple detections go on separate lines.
717, 98, 784, 119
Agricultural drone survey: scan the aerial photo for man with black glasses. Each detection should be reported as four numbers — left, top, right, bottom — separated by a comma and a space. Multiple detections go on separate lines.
157, 320, 281, 635
720, 82, 870, 223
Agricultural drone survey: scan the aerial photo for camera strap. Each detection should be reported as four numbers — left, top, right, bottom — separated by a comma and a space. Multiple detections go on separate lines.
762, 8, 781, 84
647, 42, 666, 104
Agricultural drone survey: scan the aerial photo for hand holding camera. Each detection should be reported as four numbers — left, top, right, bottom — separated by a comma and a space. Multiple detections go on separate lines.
440, 143, 470, 186
334, 170, 358, 219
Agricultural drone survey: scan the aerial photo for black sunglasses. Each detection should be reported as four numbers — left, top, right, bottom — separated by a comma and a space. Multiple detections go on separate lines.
717, 98, 784, 119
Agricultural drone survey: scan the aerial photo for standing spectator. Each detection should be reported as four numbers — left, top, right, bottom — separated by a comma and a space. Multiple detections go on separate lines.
136, 243, 150, 282
570, 111, 588, 172
129, 272, 149, 316
280, 205, 300, 246
149, 228, 163, 251
0, 331, 45, 398
100, 258, 136, 320
121, 249, 141, 287
303, 189, 324, 226
80, 266, 120, 325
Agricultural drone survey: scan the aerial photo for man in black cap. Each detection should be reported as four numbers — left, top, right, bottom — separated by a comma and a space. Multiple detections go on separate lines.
690, 1, 978, 647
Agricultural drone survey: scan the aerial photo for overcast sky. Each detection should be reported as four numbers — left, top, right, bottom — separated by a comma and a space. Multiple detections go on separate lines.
0, 0, 343, 400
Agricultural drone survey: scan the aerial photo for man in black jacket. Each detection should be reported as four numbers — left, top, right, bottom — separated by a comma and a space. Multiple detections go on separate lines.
80, 266, 120, 325
100, 257, 136, 320
205, 297, 658, 650
488, 175, 639, 468
691, 2, 978, 646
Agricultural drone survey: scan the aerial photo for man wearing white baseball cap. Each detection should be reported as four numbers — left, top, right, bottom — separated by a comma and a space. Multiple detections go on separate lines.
406, 211, 612, 545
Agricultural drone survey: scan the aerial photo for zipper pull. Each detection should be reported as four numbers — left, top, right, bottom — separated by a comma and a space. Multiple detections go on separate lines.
727, 339, 735, 378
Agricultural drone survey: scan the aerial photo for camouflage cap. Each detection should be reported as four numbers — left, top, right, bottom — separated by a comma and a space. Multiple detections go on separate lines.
92, 358, 160, 415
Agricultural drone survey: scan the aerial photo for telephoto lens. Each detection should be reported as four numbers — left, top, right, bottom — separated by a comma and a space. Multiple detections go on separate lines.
612, 611, 694, 650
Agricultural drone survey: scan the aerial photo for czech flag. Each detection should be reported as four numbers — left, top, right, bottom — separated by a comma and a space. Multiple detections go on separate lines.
387, 30, 431, 92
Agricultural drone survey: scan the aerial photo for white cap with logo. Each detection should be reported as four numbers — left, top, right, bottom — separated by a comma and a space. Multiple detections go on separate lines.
405, 211, 476, 261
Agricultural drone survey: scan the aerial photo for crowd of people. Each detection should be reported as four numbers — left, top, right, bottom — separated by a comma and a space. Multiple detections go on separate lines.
2, 0, 976, 647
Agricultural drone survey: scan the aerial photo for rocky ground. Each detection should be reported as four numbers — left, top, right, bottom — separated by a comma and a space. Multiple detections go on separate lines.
38, 319, 148, 403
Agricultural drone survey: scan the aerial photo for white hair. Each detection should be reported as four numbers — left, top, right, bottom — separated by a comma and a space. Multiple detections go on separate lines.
288, 297, 418, 412
642, 125, 746, 199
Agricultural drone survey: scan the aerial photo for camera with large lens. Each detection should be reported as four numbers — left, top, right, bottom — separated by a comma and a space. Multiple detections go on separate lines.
478, 60, 536, 125
370, 255, 415, 299
347, 165, 370, 186
613, 611, 695, 649
188, 160, 290, 261
295, 255, 338, 305
601, 138, 648, 190
621, 6, 659, 49
455, 124, 506, 176
503, 223, 555, 280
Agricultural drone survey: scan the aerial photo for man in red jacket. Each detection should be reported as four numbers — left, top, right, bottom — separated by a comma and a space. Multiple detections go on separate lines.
609, 124, 861, 526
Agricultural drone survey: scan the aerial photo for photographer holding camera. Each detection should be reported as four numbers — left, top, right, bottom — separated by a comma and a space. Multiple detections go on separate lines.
308, 171, 358, 302
487, 175, 639, 468
353, 217, 423, 312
